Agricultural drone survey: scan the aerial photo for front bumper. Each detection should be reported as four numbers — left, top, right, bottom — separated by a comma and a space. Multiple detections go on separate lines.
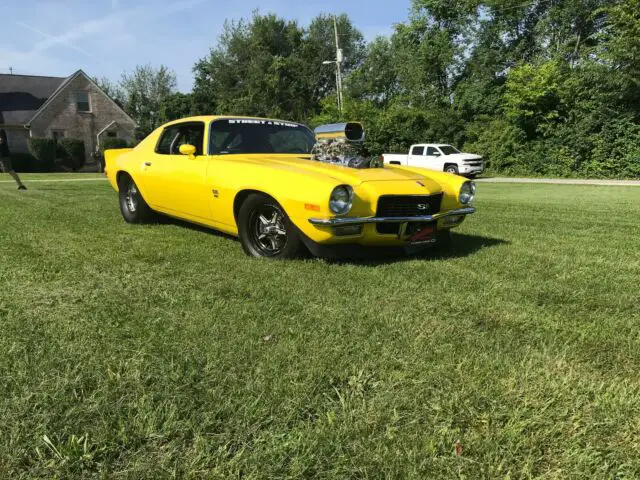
308, 207, 476, 226
459, 164, 484, 175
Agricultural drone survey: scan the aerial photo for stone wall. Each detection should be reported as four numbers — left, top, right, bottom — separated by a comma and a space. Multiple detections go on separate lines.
29, 74, 136, 162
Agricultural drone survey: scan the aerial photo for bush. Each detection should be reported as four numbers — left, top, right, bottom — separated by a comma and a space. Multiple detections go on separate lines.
100, 137, 129, 154
56, 138, 86, 171
27, 138, 56, 172
8, 153, 37, 172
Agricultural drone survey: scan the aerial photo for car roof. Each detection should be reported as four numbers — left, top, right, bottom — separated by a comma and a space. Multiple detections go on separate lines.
414, 144, 452, 147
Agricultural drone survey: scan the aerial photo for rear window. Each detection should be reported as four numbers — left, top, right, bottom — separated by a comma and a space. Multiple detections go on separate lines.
209, 119, 315, 155
411, 146, 425, 155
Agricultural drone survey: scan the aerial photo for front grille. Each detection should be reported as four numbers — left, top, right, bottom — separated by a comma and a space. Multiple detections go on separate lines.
376, 193, 443, 218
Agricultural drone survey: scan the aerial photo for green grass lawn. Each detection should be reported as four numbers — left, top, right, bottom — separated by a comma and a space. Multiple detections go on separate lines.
1, 175, 639, 478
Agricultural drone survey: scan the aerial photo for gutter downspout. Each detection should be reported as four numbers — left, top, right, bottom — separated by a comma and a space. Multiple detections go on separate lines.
96, 120, 117, 151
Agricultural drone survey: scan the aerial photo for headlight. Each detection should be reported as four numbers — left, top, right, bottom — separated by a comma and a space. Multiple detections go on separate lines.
329, 185, 353, 215
459, 181, 476, 204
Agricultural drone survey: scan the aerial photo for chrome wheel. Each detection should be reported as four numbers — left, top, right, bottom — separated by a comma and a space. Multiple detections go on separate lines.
446, 166, 457, 174
126, 184, 138, 213
251, 206, 288, 256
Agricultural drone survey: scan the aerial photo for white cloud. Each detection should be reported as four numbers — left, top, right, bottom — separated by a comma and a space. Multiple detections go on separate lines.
16, 21, 91, 57
18, 0, 209, 60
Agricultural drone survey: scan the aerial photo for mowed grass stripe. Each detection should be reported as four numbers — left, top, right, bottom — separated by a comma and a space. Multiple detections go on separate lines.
1, 181, 639, 478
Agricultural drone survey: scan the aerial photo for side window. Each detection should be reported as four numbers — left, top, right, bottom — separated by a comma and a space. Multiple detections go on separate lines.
426, 146, 440, 156
156, 123, 204, 155
411, 146, 425, 156
156, 126, 180, 154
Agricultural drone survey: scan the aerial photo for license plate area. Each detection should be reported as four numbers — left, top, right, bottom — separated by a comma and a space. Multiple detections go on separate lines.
407, 222, 437, 244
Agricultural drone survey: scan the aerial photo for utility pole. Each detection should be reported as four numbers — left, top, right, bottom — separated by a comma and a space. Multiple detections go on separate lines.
322, 15, 345, 113
333, 16, 344, 113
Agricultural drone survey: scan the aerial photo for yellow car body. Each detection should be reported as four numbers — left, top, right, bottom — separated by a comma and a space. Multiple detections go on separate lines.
105, 115, 476, 257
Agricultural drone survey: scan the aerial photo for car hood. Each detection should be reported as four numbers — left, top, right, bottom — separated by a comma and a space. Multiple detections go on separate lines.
235, 154, 441, 190
444, 153, 483, 161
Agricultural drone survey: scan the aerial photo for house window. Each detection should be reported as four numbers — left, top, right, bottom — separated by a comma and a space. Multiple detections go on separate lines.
76, 91, 91, 112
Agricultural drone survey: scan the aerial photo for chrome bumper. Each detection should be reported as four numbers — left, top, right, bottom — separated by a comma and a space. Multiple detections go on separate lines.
308, 207, 476, 226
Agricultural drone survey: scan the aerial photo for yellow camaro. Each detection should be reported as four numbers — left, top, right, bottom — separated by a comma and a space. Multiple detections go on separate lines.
104, 116, 476, 259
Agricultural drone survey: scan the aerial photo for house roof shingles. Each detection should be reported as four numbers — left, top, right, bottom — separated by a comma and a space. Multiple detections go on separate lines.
0, 74, 65, 126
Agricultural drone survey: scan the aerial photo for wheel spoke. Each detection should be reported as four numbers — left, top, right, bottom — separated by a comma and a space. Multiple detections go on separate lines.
251, 206, 289, 255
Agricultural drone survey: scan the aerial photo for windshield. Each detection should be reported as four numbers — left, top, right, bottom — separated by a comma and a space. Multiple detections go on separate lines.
209, 119, 316, 155
439, 145, 460, 155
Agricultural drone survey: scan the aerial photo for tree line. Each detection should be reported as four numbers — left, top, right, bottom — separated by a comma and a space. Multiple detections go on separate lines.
101, 0, 640, 178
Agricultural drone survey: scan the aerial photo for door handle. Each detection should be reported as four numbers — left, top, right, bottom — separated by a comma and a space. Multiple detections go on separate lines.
144, 162, 152, 167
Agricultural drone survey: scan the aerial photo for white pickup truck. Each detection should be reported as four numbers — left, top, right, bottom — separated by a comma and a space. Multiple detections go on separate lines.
383, 144, 484, 177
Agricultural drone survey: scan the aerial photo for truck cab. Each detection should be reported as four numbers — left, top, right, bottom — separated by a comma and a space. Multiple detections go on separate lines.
383, 144, 484, 178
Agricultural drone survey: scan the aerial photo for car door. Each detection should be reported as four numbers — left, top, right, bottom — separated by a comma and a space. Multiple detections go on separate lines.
141, 121, 212, 220
425, 146, 445, 171
407, 145, 428, 168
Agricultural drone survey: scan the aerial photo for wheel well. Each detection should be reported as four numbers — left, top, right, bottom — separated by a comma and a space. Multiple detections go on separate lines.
390, 161, 401, 165
444, 163, 458, 171
233, 190, 277, 224
116, 170, 130, 188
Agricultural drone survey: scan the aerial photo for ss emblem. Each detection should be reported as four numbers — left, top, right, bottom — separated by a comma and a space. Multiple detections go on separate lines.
417, 204, 429, 211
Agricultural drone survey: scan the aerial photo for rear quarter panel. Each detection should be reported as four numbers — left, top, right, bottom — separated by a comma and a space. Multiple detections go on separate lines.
104, 148, 133, 190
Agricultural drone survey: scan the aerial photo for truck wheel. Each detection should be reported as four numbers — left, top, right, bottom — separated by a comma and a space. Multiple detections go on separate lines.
444, 164, 459, 175
118, 174, 153, 224
238, 194, 303, 259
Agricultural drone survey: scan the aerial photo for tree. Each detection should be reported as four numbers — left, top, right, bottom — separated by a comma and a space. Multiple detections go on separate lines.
193, 12, 365, 122
302, 14, 366, 103
93, 77, 125, 106
347, 36, 398, 107
193, 14, 309, 120
120, 64, 177, 135
159, 92, 195, 123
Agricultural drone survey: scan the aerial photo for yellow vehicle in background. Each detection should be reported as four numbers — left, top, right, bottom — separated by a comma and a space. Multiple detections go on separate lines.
105, 116, 476, 259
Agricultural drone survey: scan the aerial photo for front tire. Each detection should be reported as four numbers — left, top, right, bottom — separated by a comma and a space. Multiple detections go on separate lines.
118, 175, 153, 224
238, 194, 303, 259
444, 164, 459, 175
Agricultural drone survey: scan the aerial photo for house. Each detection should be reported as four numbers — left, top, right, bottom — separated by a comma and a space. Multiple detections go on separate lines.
0, 69, 136, 165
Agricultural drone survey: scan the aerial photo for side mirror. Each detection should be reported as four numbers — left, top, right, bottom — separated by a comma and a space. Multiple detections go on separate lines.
433, 151, 441, 157
179, 144, 197, 158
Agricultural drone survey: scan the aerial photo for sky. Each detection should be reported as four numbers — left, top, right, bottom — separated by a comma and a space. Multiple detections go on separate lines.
2, 0, 412, 92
